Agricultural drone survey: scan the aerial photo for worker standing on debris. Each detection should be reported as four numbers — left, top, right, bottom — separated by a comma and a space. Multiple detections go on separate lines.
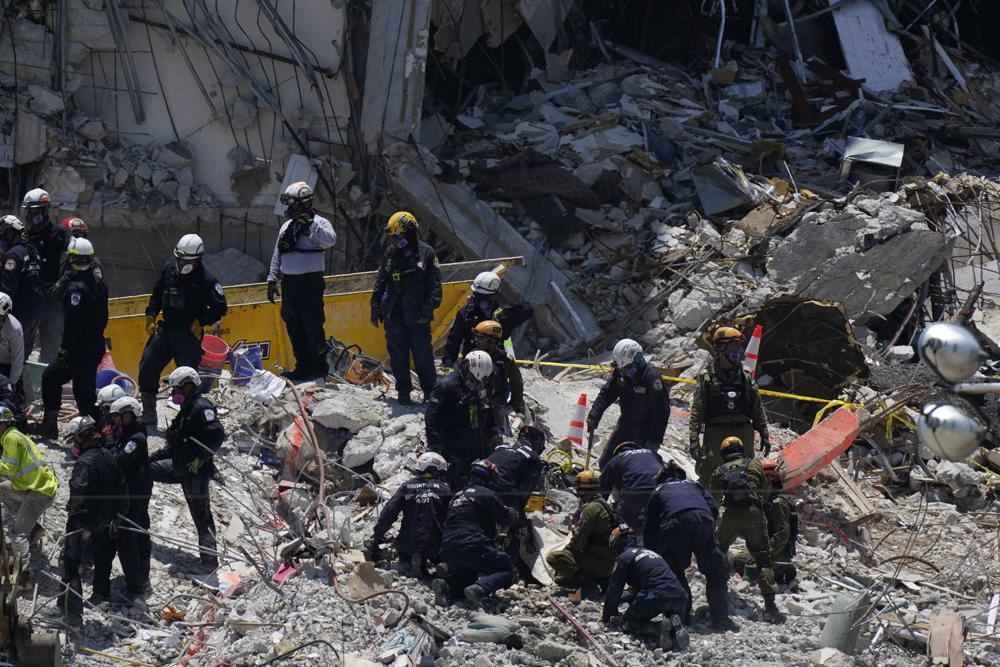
0, 406, 56, 558
600, 441, 663, 536
587, 339, 670, 470
40, 238, 108, 438
21, 188, 69, 364
545, 471, 617, 596
486, 422, 546, 511
472, 319, 525, 429
366, 452, 451, 577
644, 461, 738, 632
762, 460, 798, 586
432, 460, 518, 606
0, 293, 24, 390
689, 326, 771, 486
711, 436, 785, 624
149, 367, 225, 571
266, 182, 337, 382
0, 215, 43, 380
370, 211, 442, 405
441, 271, 533, 369
110, 397, 153, 590
60, 417, 131, 624
425, 350, 499, 489
602, 525, 690, 651
139, 233, 227, 426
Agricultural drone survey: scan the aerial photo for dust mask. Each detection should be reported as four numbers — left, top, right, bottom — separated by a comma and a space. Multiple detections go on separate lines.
171, 392, 187, 406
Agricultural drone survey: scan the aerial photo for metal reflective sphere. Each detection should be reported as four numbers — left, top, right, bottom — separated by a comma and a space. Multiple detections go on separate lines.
917, 323, 986, 384
917, 403, 985, 461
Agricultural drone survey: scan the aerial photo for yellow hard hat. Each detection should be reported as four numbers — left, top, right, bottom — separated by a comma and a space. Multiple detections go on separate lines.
575, 470, 600, 493
720, 436, 745, 458
712, 326, 743, 344
473, 320, 503, 339
387, 211, 418, 235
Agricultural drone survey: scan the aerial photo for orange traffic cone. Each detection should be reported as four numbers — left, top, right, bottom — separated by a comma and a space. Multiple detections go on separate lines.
744, 324, 763, 377
567, 393, 587, 445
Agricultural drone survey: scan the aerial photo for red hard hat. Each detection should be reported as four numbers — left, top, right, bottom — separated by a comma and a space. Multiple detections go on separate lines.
60, 217, 88, 234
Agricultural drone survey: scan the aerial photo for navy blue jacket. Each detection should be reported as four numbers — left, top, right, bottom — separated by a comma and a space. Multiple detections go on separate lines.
588, 363, 670, 450
441, 299, 533, 368
115, 422, 152, 504
486, 438, 543, 509
441, 484, 516, 551
61, 270, 108, 353
145, 262, 227, 329
371, 241, 442, 326
601, 449, 663, 497
0, 241, 43, 320
603, 546, 688, 621
643, 480, 717, 546
372, 475, 451, 556
425, 372, 498, 467
150, 393, 225, 475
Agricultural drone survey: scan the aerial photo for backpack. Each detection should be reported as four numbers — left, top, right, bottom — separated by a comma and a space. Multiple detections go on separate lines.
719, 458, 754, 508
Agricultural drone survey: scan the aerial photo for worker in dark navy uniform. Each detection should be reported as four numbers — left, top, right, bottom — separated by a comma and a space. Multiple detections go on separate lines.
149, 367, 225, 572
370, 211, 442, 405
110, 396, 152, 590
603, 525, 690, 651
600, 441, 663, 536
472, 319, 525, 433
20, 188, 69, 364
366, 452, 451, 577
486, 422, 545, 512
139, 233, 227, 426
0, 215, 43, 380
40, 238, 108, 438
266, 182, 338, 382
644, 461, 738, 632
425, 350, 499, 490
441, 271, 533, 369
431, 460, 518, 606
587, 339, 670, 470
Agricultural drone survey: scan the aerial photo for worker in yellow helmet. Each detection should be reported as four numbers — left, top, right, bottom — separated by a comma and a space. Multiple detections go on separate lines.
370, 212, 442, 405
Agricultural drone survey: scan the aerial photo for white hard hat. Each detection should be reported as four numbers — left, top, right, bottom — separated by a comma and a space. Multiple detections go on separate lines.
415, 452, 448, 472
917, 403, 984, 461
64, 415, 96, 441
611, 338, 643, 368
68, 237, 94, 257
917, 322, 986, 384
280, 181, 314, 205
21, 188, 50, 208
471, 271, 501, 295
174, 233, 205, 259
0, 293, 12, 317
96, 383, 127, 407
0, 405, 13, 423
110, 396, 143, 418
464, 349, 493, 382
167, 365, 200, 388
0, 215, 24, 234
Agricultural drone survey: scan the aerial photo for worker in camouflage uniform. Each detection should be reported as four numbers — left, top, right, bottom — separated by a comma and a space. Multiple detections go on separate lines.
762, 459, 798, 586
711, 436, 784, 624
545, 470, 617, 597
689, 326, 770, 490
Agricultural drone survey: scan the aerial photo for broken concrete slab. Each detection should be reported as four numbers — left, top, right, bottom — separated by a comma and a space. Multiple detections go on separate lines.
15, 110, 47, 164
342, 425, 383, 468
829, 0, 913, 92
312, 386, 391, 433
28, 85, 65, 117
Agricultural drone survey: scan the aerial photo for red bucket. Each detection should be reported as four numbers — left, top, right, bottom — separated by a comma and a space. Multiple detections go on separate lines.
200, 334, 230, 370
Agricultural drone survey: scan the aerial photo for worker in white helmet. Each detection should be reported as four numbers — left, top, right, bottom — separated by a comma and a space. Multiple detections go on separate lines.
440, 271, 533, 370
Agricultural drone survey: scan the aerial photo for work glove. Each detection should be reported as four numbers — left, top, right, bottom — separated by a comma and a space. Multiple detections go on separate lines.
363, 538, 381, 561
190, 320, 203, 339
186, 457, 205, 475
48, 278, 66, 298
267, 281, 279, 304
437, 364, 453, 376
145, 316, 157, 336
688, 439, 701, 460
370, 305, 382, 328
585, 418, 598, 434
416, 306, 433, 324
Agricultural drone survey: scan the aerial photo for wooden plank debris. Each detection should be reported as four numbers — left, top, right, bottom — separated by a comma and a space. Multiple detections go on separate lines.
928, 609, 965, 667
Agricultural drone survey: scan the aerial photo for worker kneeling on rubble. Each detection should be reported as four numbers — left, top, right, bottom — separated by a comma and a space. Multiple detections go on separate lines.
587, 339, 669, 471
711, 436, 785, 625
763, 459, 798, 586
40, 238, 108, 438
140, 234, 227, 426
111, 397, 153, 591
545, 470, 617, 597
149, 367, 225, 571
266, 182, 337, 383
473, 319, 525, 432
432, 459, 517, 606
601, 441, 663, 537
370, 211, 442, 405
689, 326, 771, 488
602, 525, 690, 651
425, 350, 500, 489
0, 406, 56, 558
366, 452, 451, 578
644, 461, 737, 632
485, 421, 545, 512
441, 271, 532, 370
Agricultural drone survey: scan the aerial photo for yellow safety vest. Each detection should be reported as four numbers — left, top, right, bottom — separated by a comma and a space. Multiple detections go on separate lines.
0, 427, 57, 497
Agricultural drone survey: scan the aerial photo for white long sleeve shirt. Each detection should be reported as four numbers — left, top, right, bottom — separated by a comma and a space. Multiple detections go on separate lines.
267, 215, 337, 281
0, 314, 24, 384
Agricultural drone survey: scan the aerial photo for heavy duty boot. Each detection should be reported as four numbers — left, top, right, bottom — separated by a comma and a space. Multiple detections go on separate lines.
659, 614, 690, 651
140, 393, 158, 427
762, 596, 786, 624
463, 584, 486, 606
430, 578, 450, 607
40, 410, 58, 439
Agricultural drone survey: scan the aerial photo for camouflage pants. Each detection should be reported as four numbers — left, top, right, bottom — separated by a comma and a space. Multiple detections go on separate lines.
716, 504, 777, 597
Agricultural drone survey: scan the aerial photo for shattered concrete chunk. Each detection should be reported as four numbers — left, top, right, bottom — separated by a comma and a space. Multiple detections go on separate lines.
202, 248, 265, 286
342, 424, 383, 468
27, 85, 65, 117
311, 386, 391, 433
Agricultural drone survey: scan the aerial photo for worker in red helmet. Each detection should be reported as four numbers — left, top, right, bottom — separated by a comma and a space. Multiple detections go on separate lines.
60, 217, 88, 239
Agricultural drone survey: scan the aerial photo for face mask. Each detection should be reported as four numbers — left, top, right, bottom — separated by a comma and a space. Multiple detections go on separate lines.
396, 237, 408, 249
171, 391, 187, 406
28, 211, 47, 228
727, 350, 742, 363
111, 424, 123, 438
177, 259, 196, 275
477, 299, 493, 312
622, 364, 639, 381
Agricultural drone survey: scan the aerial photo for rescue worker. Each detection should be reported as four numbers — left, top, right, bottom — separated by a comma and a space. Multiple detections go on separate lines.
110, 397, 152, 590
266, 182, 338, 382
644, 461, 738, 632
441, 271, 533, 369
689, 326, 771, 486
370, 211, 441, 404
0, 406, 57, 558
59, 417, 130, 623
0, 293, 25, 388
21, 188, 69, 363
95, 383, 127, 437
485, 422, 545, 511
40, 238, 108, 437
600, 441, 663, 536
50, 217, 104, 299
472, 320, 525, 430
763, 459, 797, 586
711, 436, 785, 624
139, 234, 227, 425
0, 215, 43, 370
425, 350, 499, 489
366, 452, 451, 576
545, 470, 617, 595
149, 367, 225, 571
60, 217, 88, 238
431, 460, 517, 606
587, 339, 670, 470
602, 525, 690, 651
